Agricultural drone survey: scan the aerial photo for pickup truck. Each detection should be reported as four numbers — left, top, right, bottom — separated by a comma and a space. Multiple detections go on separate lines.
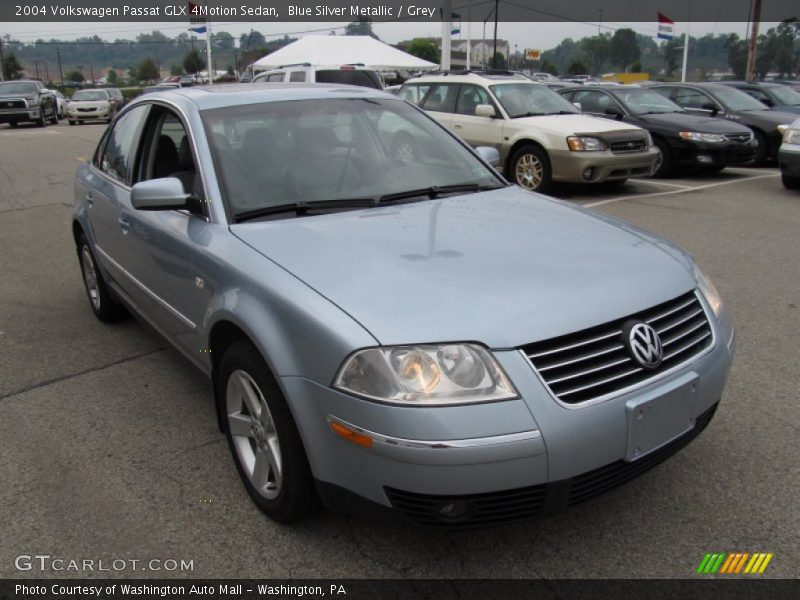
0, 80, 58, 127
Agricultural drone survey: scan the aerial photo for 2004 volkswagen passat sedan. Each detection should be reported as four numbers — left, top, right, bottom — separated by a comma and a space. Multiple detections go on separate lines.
73, 83, 734, 527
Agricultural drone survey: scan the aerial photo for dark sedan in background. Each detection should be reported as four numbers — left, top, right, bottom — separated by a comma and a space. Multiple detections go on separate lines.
718, 81, 800, 114
559, 86, 757, 176
651, 83, 797, 165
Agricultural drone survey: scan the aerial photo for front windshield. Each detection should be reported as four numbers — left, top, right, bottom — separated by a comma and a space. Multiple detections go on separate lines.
202, 97, 502, 218
72, 90, 108, 101
711, 86, 768, 111
0, 82, 37, 95
489, 83, 578, 118
613, 89, 683, 114
768, 85, 800, 106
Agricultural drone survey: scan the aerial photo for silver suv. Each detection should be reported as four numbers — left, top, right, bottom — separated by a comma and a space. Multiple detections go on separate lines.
252, 63, 383, 89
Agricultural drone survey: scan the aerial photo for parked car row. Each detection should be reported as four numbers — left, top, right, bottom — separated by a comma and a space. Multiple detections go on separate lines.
393, 72, 799, 189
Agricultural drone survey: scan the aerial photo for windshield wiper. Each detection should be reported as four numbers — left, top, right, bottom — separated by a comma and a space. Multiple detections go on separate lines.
379, 183, 502, 204
512, 111, 546, 118
543, 110, 576, 115
234, 197, 378, 223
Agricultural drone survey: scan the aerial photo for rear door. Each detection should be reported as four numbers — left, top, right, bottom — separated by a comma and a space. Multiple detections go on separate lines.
419, 83, 460, 130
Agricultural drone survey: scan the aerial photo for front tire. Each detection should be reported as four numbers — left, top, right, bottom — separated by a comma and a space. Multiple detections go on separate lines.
37, 111, 46, 127
510, 144, 552, 193
748, 130, 768, 166
77, 232, 126, 322
218, 340, 319, 523
651, 138, 672, 177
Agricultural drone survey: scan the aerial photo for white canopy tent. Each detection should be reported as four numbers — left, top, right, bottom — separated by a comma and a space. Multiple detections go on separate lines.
251, 36, 438, 72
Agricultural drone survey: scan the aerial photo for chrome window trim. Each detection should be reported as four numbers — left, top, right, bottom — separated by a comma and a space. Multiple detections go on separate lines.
521, 290, 718, 410
326, 416, 541, 449
94, 245, 196, 330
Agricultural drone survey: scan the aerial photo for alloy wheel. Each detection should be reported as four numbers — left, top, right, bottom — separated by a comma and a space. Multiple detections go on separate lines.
515, 153, 543, 190
226, 369, 283, 500
80, 245, 101, 310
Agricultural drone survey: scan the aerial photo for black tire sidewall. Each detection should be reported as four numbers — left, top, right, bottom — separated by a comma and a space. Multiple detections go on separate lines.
217, 340, 318, 523
652, 138, 672, 177
77, 232, 125, 322
750, 130, 768, 166
511, 144, 552, 193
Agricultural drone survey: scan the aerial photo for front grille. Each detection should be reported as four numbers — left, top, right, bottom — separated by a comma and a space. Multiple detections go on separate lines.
566, 402, 717, 506
77, 108, 95, 112
384, 483, 547, 528
1, 99, 26, 109
609, 138, 647, 153
723, 132, 752, 143
384, 402, 718, 527
521, 291, 713, 405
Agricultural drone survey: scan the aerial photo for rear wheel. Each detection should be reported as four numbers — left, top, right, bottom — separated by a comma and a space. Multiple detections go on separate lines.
511, 144, 552, 193
218, 340, 319, 523
782, 173, 800, 190
49, 106, 58, 124
68, 120, 76, 126
77, 232, 126, 322
37, 111, 46, 127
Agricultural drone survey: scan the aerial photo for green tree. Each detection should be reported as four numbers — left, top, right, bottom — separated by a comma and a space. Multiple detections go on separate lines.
539, 59, 558, 76
755, 32, 778, 79
489, 53, 507, 69
567, 59, 588, 75
725, 34, 747, 79
345, 18, 379, 39
406, 38, 439, 63
2, 52, 24, 79
183, 48, 206, 75
610, 28, 640, 71
106, 69, 119, 84
65, 69, 85, 83
772, 20, 797, 77
580, 34, 610, 76
170, 64, 184, 76
213, 31, 235, 50
135, 58, 160, 82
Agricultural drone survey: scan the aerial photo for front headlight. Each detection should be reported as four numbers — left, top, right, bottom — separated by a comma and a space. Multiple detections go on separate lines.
679, 131, 726, 143
781, 127, 800, 145
567, 136, 607, 151
693, 264, 723, 318
333, 344, 518, 405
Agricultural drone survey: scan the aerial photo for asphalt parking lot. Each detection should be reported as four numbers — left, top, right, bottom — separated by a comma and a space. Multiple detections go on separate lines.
1, 121, 798, 579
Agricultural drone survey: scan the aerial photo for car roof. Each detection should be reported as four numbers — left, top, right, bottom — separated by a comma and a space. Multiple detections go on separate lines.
406, 71, 530, 84
127, 82, 395, 112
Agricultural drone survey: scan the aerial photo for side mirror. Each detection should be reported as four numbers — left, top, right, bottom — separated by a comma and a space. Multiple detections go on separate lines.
474, 104, 496, 118
572, 102, 582, 111
701, 102, 719, 115
131, 178, 190, 211
475, 146, 500, 167
604, 107, 624, 119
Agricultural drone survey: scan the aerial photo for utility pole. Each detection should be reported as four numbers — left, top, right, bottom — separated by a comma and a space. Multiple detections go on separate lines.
492, 0, 498, 68
745, 0, 762, 81
598, 9, 603, 36
90, 65, 95, 86
466, 0, 471, 70
56, 47, 64, 84
0, 35, 5, 82
440, 0, 452, 70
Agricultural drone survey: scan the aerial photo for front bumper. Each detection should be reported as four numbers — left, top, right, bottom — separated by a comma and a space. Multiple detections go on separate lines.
672, 139, 758, 168
284, 301, 734, 527
69, 109, 110, 121
779, 143, 800, 177
0, 107, 40, 123
549, 147, 660, 182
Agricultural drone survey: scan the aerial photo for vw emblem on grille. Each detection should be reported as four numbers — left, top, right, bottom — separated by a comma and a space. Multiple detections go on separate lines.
624, 321, 663, 370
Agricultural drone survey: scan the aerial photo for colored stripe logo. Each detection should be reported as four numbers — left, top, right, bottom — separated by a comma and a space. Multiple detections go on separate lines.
696, 552, 773, 574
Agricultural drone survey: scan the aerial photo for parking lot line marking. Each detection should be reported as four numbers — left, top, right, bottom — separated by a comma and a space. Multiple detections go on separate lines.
76, 156, 86, 162
584, 173, 780, 208
633, 180, 693, 189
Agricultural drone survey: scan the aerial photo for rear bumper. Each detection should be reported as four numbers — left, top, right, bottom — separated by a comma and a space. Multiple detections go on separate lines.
550, 147, 660, 182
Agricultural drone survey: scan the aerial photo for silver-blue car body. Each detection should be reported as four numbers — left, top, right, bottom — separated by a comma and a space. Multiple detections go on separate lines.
72, 84, 735, 527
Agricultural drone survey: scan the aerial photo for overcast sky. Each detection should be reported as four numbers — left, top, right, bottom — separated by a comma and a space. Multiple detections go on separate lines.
0, 21, 762, 52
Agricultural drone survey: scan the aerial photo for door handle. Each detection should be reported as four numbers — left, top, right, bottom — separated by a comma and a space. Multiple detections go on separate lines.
118, 217, 130, 233
85, 191, 93, 207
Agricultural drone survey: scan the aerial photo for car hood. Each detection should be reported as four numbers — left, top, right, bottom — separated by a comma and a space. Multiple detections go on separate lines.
231, 188, 696, 348
511, 113, 643, 135
640, 111, 752, 133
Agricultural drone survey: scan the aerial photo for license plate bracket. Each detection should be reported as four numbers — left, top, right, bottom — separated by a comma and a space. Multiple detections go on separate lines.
625, 374, 698, 462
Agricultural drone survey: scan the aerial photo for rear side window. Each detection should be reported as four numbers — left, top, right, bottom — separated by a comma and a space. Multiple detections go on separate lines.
266, 73, 285, 82
289, 71, 307, 82
314, 69, 382, 89
420, 83, 460, 113
99, 105, 149, 184
398, 84, 431, 105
